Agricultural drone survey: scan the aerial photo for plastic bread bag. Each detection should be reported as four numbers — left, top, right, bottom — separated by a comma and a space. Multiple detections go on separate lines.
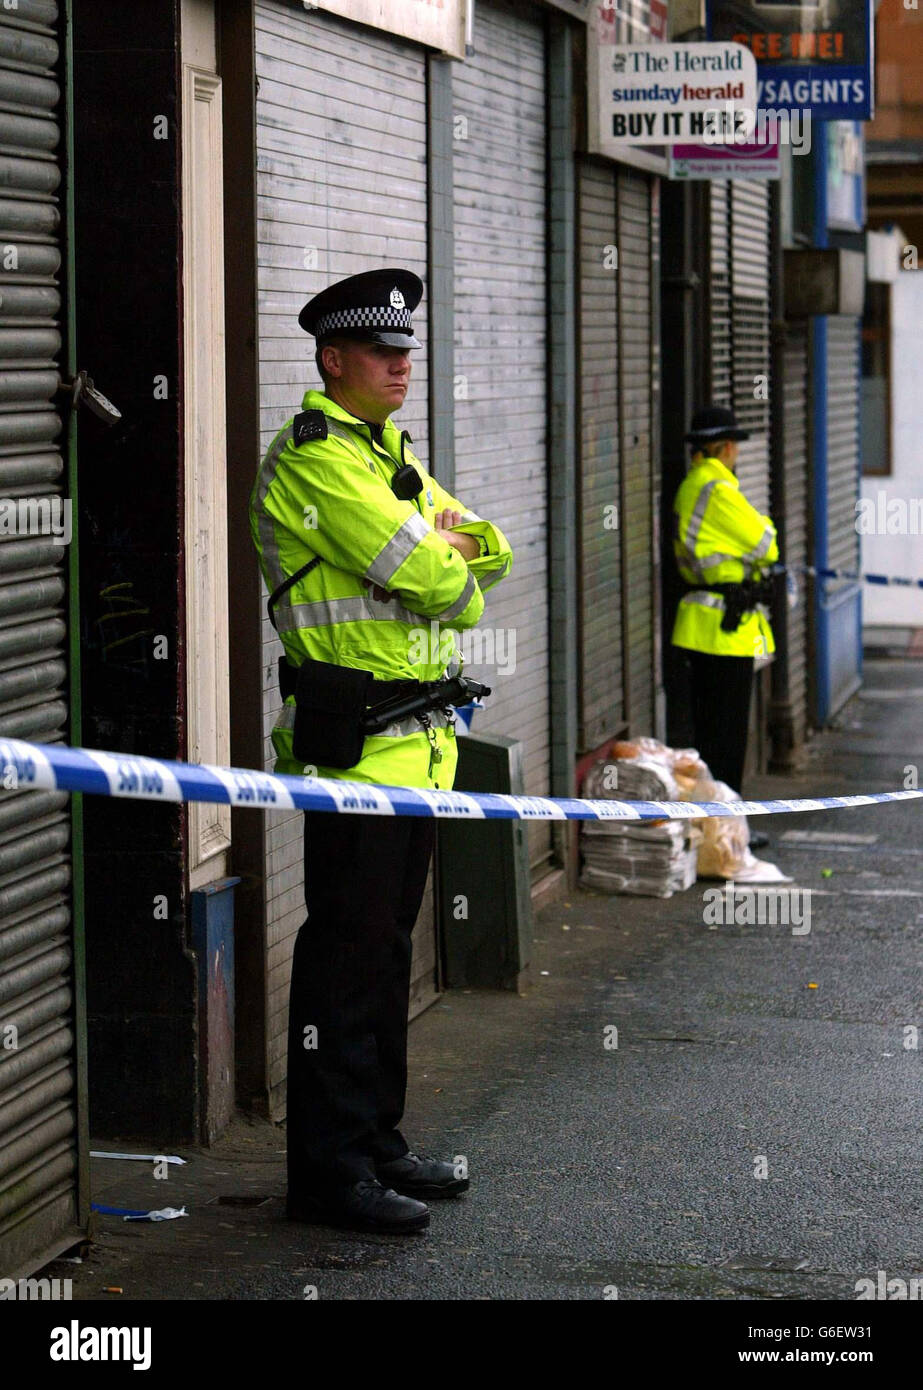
687, 775, 791, 883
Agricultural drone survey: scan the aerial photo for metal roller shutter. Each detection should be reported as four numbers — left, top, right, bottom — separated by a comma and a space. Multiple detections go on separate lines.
825, 317, 861, 582
822, 313, 861, 717
618, 167, 656, 734
0, 0, 81, 1276
254, 2, 434, 1108
708, 181, 732, 406
255, 2, 429, 455
578, 161, 657, 747
730, 182, 771, 511
452, 0, 551, 875
578, 160, 622, 749
782, 323, 810, 747
709, 181, 771, 511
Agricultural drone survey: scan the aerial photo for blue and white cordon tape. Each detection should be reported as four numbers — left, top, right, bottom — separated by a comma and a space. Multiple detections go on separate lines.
0, 738, 919, 822
806, 565, 923, 590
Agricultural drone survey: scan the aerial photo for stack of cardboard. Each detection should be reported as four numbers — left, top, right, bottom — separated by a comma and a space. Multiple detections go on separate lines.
579, 741, 700, 898
579, 737, 792, 892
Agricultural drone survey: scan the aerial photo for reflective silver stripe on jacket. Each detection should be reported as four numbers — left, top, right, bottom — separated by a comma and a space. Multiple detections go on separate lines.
682, 464, 774, 578
435, 571, 477, 622
326, 416, 399, 477
326, 420, 354, 441
679, 479, 720, 577
365, 512, 431, 587
680, 591, 771, 623
696, 526, 774, 576
276, 703, 296, 729
366, 708, 454, 738
254, 425, 296, 600
275, 700, 452, 739
325, 418, 375, 468
272, 593, 431, 633
743, 526, 775, 564
255, 416, 359, 615
680, 590, 725, 611
696, 551, 739, 571
476, 553, 512, 592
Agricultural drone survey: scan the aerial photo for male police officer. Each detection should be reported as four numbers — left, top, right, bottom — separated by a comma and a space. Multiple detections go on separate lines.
671, 404, 779, 797
249, 269, 512, 1234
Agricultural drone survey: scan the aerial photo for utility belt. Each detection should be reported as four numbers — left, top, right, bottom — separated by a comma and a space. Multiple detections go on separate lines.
278, 655, 490, 770
684, 575, 775, 633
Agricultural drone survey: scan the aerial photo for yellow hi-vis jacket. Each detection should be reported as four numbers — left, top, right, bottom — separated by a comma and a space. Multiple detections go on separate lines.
249, 389, 513, 787
671, 455, 779, 658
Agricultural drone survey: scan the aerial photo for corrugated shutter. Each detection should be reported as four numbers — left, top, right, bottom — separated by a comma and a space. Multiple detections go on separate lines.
825, 317, 860, 581
254, 2, 434, 1114
0, 0, 81, 1276
254, 2, 429, 456
578, 160, 622, 749
709, 182, 732, 406
820, 315, 861, 718
452, 0, 551, 874
709, 180, 771, 511
577, 162, 656, 748
782, 323, 810, 747
619, 167, 655, 734
730, 182, 771, 511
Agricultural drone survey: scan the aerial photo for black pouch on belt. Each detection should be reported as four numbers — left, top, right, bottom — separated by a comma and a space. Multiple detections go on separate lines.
289, 657, 374, 769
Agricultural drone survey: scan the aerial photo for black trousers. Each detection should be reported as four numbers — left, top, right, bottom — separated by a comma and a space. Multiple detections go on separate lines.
286, 809, 436, 1195
685, 650, 755, 795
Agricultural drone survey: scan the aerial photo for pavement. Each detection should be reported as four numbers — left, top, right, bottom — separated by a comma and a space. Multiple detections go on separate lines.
863, 625, 923, 658
48, 656, 923, 1301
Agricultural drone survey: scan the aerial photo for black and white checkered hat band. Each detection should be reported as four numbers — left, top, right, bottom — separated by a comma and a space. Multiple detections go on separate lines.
314, 305, 413, 338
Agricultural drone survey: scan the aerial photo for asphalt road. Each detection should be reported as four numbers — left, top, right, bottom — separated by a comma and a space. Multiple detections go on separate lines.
55, 658, 923, 1302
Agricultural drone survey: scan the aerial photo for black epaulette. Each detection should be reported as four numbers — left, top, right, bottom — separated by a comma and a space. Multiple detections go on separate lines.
292, 409, 328, 445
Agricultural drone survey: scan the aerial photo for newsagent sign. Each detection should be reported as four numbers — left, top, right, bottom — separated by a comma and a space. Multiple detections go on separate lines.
706, 0, 874, 121
590, 39, 757, 149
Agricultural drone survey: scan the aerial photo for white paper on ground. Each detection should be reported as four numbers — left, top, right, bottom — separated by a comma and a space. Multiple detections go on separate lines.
732, 858, 794, 884
90, 1151, 186, 1165
123, 1207, 188, 1222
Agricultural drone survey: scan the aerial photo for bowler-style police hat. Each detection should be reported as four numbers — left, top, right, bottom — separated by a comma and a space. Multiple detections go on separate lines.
299, 268, 423, 349
685, 404, 750, 444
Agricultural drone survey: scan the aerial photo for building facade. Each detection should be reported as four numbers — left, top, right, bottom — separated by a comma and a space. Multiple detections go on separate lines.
862, 0, 923, 636
0, 0, 875, 1275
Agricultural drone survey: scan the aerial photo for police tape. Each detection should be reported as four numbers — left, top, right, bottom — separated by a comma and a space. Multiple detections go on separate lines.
803, 565, 923, 590
0, 737, 920, 823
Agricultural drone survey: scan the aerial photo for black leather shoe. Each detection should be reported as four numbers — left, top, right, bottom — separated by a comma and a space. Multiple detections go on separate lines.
749, 831, 770, 850
286, 1178, 429, 1234
376, 1151, 470, 1198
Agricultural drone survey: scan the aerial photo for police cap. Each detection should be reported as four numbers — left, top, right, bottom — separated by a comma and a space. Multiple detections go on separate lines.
299, 268, 423, 349
685, 403, 750, 444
